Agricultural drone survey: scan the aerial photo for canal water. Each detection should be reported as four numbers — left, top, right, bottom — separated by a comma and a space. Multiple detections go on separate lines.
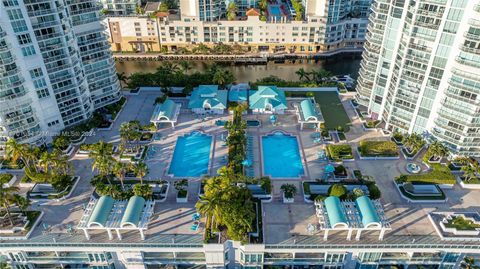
115, 54, 362, 82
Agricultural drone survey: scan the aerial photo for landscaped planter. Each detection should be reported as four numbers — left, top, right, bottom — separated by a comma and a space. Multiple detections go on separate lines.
61, 144, 75, 157
401, 147, 422, 160
457, 176, 480, 190
283, 192, 294, 203
28, 176, 80, 202
395, 182, 447, 203
357, 140, 399, 160
0, 174, 16, 187
176, 191, 188, 203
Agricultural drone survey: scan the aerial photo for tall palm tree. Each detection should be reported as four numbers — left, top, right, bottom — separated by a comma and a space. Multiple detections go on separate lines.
5, 139, 27, 166
50, 149, 72, 176
0, 177, 20, 226
295, 68, 310, 82
428, 141, 448, 160
13, 194, 30, 215
89, 141, 115, 179
178, 60, 192, 73
38, 151, 51, 173
461, 162, 479, 182
113, 161, 128, 189
403, 133, 424, 152
311, 69, 332, 84
117, 72, 129, 88
227, 2, 237, 21
134, 161, 148, 184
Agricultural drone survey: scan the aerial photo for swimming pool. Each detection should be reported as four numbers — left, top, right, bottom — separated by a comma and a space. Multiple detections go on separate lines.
262, 132, 304, 178
269, 5, 282, 17
168, 131, 212, 177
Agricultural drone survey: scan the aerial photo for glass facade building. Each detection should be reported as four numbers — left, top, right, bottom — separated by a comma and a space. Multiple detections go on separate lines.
356, 0, 480, 156
0, 0, 120, 155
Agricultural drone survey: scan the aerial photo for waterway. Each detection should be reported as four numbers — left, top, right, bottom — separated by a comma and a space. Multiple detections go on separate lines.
115, 53, 362, 82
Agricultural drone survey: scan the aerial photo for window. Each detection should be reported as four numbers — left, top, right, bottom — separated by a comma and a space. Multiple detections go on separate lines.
3, 0, 19, 6
21, 45, 36, 56
16, 33, 31, 45
36, 88, 50, 99
29, 68, 43, 79
7, 9, 23, 20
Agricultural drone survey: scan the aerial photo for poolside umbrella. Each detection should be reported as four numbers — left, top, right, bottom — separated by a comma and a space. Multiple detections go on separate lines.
242, 159, 252, 167
325, 164, 335, 173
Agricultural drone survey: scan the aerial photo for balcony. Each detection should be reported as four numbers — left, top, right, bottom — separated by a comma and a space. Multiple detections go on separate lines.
460, 45, 480, 55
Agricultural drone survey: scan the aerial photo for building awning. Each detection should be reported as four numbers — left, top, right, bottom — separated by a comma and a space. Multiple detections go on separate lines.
88, 196, 114, 227
324, 196, 348, 228
355, 196, 381, 228
121, 196, 146, 228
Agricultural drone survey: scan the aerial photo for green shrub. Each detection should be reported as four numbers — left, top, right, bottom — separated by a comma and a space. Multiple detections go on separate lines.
366, 182, 381, 199
358, 140, 398, 157
326, 144, 353, 161
328, 184, 347, 198
398, 164, 455, 184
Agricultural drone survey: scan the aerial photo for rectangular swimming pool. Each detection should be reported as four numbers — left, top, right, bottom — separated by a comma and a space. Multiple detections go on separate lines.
262, 132, 304, 178
168, 131, 212, 177
268, 5, 282, 16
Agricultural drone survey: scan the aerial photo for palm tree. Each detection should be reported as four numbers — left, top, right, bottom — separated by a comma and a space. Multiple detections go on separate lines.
38, 151, 51, 173
428, 141, 448, 160
113, 161, 128, 189
5, 139, 27, 166
89, 141, 115, 179
178, 60, 192, 73
461, 162, 479, 182
0, 177, 20, 226
310, 69, 332, 84
134, 161, 148, 184
13, 194, 30, 215
117, 72, 129, 88
213, 69, 234, 89
295, 68, 310, 82
227, 2, 237, 21
280, 184, 297, 199
403, 133, 424, 153
51, 150, 72, 176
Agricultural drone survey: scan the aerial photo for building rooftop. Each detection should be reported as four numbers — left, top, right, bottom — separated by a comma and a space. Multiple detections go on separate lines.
249, 86, 287, 110
188, 85, 228, 110
4, 92, 480, 251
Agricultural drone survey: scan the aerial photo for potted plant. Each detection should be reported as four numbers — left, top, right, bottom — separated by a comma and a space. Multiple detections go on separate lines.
175, 179, 188, 203
281, 184, 297, 203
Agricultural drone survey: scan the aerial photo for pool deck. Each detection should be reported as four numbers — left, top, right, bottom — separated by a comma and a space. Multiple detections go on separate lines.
5, 91, 480, 249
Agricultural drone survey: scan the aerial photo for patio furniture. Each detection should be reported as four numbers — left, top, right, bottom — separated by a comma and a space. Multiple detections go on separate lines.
192, 213, 201, 221
191, 221, 199, 231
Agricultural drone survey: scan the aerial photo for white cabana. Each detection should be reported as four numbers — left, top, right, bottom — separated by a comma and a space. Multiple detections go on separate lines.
315, 196, 390, 241
78, 195, 154, 240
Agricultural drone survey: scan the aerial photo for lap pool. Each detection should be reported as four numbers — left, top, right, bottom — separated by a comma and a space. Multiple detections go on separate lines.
168, 131, 212, 177
262, 132, 304, 178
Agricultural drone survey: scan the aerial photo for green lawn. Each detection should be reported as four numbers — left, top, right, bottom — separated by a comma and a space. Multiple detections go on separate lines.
313, 92, 351, 131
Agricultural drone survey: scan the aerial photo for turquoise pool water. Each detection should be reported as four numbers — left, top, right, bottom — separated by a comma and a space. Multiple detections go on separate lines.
168, 131, 212, 177
262, 132, 304, 178
269, 5, 282, 16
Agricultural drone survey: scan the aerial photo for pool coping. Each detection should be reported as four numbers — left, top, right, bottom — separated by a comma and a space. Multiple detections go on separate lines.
259, 129, 308, 180
165, 130, 215, 179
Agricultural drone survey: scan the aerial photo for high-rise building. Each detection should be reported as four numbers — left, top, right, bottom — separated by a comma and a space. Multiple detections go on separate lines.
0, 0, 121, 155
180, 0, 226, 21
356, 0, 480, 156
100, 0, 142, 15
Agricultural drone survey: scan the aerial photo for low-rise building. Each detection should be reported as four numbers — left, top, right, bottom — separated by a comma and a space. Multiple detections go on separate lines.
105, 9, 368, 54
